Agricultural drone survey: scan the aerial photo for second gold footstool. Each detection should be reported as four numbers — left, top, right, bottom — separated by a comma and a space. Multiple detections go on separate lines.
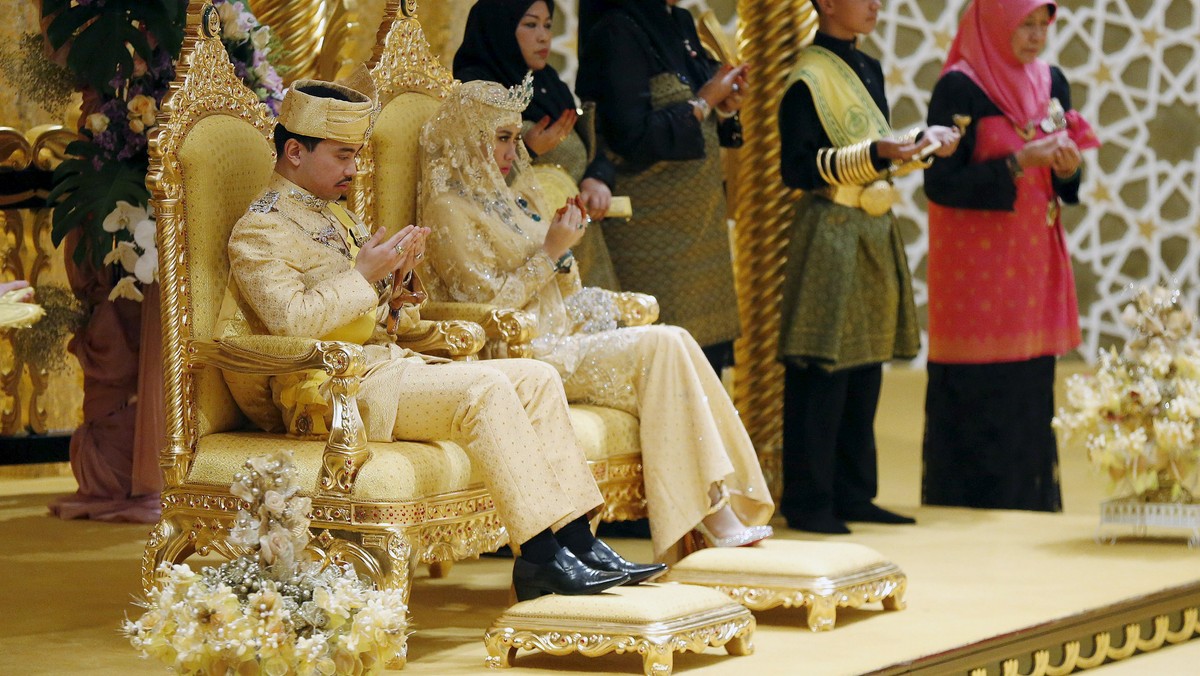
483, 584, 755, 675
661, 539, 907, 631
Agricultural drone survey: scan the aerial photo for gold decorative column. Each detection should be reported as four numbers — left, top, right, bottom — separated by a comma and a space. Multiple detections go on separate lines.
316, 0, 389, 80
730, 2, 815, 493
246, 0, 335, 83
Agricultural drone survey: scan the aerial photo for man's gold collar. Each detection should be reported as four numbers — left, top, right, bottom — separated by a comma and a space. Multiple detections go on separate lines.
270, 174, 330, 212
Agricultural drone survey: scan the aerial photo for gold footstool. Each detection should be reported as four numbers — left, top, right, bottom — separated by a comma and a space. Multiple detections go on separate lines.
661, 539, 907, 631
483, 584, 755, 675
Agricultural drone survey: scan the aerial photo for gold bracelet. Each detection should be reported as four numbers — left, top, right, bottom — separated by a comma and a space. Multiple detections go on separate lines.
845, 141, 874, 185
817, 148, 837, 185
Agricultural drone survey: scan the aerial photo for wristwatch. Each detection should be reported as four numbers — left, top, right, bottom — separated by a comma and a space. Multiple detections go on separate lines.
689, 97, 712, 120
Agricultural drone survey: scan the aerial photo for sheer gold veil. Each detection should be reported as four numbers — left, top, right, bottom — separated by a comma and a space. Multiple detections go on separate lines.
417, 74, 552, 223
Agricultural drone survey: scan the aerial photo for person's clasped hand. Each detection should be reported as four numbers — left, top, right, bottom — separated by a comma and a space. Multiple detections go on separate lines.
579, 177, 612, 221
1016, 132, 1080, 178
524, 108, 578, 156
393, 224, 431, 283
355, 225, 426, 284
876, 126, 961, 163
696, 64, 750, 120
542, 197, 587, 261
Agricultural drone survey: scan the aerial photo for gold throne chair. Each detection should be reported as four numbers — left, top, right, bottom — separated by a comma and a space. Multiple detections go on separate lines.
142, 3, 509, 659
351, 0, 654, 532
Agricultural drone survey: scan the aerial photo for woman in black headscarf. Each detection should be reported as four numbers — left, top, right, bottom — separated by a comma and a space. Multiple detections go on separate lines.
454, 0, 620, 290
575, 0, 747, 372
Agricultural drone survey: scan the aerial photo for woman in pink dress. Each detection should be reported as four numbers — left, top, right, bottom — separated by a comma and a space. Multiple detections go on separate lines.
922, 0, 1099, 511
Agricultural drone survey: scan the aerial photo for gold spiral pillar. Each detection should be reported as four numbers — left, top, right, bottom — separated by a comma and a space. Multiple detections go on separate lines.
246, 0, 335, 83
731, 1, 816, 494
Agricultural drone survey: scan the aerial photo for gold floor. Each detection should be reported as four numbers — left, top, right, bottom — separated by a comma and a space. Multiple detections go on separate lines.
2, 366, 1199, 675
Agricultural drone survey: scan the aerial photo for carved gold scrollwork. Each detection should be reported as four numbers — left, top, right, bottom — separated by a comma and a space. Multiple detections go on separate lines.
487, 308, 537, 358
972, 607, 1200, 676
484, 613, 755, 674
201, 3, 220, 38
396, 319, 486, 360
613, 291, 660, 328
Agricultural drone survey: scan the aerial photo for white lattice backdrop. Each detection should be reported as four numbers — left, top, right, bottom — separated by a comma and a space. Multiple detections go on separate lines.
548, 0, 1200, 363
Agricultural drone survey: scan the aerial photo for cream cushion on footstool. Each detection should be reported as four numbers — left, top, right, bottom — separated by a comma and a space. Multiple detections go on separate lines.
483, 584, 754, 675
661, 539, 907, 631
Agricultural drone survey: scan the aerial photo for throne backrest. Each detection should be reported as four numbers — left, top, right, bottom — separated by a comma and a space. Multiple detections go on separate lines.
149, 1, 277, 481
350, 0, 454, 235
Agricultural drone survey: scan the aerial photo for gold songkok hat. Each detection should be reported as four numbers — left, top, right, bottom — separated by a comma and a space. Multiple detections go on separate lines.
278, 68, 379, 145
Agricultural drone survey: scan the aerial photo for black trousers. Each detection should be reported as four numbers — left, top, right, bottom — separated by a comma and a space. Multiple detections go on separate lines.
781, 362, 882, 518
922, 356, 1062, 512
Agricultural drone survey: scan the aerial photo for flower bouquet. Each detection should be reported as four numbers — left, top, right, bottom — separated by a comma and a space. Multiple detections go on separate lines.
123, 451, 409, 675
1053, 286, 1200, 502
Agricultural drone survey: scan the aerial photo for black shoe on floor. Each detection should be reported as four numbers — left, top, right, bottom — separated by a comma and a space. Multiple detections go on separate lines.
575, 539, 667, 585
512, 547, 630, 602
836, 503, 916, 525
784, 511, 851, 534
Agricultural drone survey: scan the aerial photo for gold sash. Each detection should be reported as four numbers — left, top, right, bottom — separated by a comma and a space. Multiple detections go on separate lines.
324, 202, 377, 344
786, 46, 892, 147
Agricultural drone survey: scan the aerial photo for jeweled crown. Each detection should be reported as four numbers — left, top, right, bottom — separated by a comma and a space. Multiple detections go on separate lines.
463, 71, 535, 112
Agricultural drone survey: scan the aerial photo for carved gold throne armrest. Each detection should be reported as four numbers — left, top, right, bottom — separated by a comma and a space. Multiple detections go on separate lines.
395, 318, 485, 360
190, 335, 374, 497
613, 291, 659, 327
420, 301, 538, 358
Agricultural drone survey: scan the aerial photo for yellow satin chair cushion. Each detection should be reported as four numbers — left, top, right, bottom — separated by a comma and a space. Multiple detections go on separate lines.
567, 404, 640, 462
188, 432, 479, 502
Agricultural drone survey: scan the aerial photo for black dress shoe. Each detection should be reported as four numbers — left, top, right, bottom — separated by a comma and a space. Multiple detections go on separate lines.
785, 511, 851, 534
575, 540, 668, 585
512, 547, 630, 602
836, 503, 916, 525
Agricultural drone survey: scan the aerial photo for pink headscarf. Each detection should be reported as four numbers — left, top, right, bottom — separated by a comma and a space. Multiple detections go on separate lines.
942, 0, 1056, 128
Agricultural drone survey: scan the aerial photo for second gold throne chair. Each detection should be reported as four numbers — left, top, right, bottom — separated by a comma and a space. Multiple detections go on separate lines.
351, 1, 656, 549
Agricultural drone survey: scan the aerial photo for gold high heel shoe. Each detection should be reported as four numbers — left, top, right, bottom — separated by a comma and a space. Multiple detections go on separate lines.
694, 484, 773, 548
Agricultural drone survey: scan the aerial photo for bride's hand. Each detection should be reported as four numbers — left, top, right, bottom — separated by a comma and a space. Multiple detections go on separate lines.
543, 201, 586, 261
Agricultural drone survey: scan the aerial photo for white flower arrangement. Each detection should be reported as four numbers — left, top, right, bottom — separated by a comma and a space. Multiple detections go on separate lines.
101, 200, 158, 302
1053, 286, 1200, 500
123, 451, 409, 675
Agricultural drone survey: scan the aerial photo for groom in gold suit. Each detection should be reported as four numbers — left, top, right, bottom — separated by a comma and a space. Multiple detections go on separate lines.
218, 75, 664, 601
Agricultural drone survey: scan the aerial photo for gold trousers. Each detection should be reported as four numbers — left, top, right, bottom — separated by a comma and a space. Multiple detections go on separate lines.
292, 348, 602, 545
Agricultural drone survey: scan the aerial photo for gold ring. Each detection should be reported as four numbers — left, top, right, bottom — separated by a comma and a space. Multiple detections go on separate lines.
416, 252, 424, 261
395, 244, 405, 256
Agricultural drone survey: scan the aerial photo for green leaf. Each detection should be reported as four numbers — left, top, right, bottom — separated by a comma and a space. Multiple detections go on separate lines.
48, 160, 150, 260
44, 6, 96, 51
137, 1, 187, 57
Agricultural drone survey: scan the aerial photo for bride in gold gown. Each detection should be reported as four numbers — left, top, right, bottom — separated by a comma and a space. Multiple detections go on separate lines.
418, 78, 773, 560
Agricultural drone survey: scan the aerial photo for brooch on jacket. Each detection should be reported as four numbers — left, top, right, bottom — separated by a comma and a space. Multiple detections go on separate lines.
248, 191, 280, 213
